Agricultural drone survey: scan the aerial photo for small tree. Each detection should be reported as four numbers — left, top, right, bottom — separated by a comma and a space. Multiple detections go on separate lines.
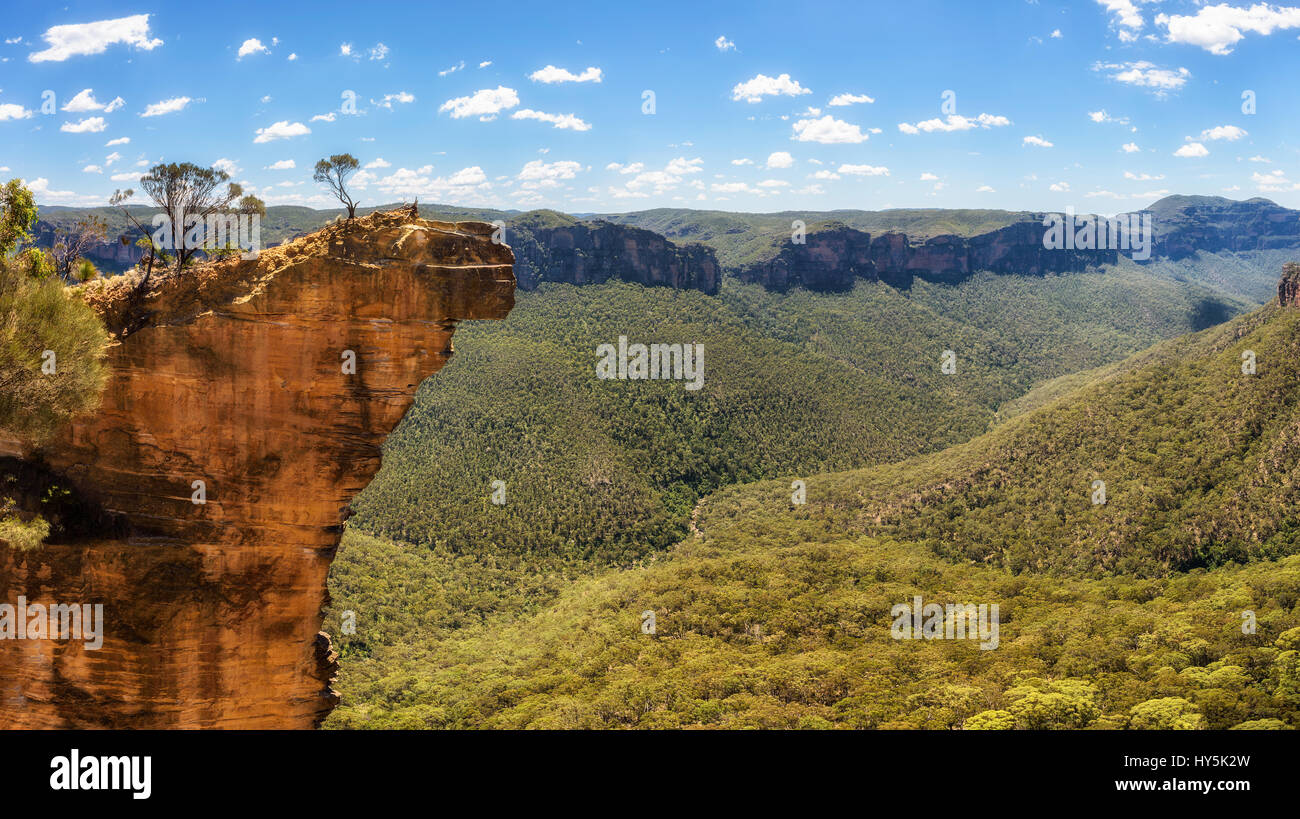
51, 215, 108, 282
313, 154, 360, 218
0, 178, 38, 256
138, 162, 242, 273
236, 194, 267, 218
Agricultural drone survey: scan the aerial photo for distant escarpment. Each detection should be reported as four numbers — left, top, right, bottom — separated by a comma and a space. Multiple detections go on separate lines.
735, 219, 1118, 292
505, 211, 720, 294
1150, 195, 1300, 258
736, 195, 1300, 293
0, 209, 514, 728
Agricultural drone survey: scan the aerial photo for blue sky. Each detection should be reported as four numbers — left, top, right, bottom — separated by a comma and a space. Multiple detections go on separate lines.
1, 0, 1298, 214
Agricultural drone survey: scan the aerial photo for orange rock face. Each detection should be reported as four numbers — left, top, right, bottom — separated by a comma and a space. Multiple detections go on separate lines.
0, 210, 514, 728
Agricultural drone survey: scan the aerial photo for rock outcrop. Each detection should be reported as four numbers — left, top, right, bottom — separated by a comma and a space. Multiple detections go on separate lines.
0, 209, 514, 728
506, 211, 720, 294
1279, 262, 1300, 308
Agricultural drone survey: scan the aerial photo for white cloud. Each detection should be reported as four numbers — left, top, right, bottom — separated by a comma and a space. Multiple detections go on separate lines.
62, 88, 123, 113
731, 158, 753, 166
731, 73, 811, 103
363, 158, 390, 169
1201, 124, 1248, 141
1023, 135, 1053, 147
1157, 3, 1300, 55
1253, 168, 1300, 192
438, 60, 465, 77
110, 171, 138, 182
1096, 0, 1146, 35
607, 157, 702, 198
29, 13, 162, 63
374, 91, 415, 109
212, 158, 240, 175
792, 115, 869, 144
1094, 61, 1190, 94
140, 96, 192, 117
511, 109, 591, 131
517, 159, 583, 188
529, 65, 602, 83
479, 60, 492, 68
339, 43, 353, 57
266, 159, 296, 170
838, 164, 889, 176
370, 165, 491, 201
920, 172, 939, 181
288, 52, 298, 61
104, 151, 121, 166
977, 185, 995, 192
311, 112, 337, 122
369, 43, 389, 61
828, 92, 874, 106
60, 116, 106, 133
82, 164, 102, 173
1124, 171, 1165, 180
715, 35, 735, 51
1249, 155, 1271, 162
254, 120, 310, 143
1050, 181, 1070, 192
1087, 109, 1129, 125
606, 162, 646, 174
439, 86, 519, 120
106, 136, 129, 146
1050, 29, 1063, 38
766, 151, 794, 169
0, 102, 33, 120
237, 38, 270, 59
810, 170, 841, 180
1174, 141, 1210, 157
1122, 142, 1141, 152
757, 179, 789, 187
898, 113, 1010, 134
711, 181, 761, 195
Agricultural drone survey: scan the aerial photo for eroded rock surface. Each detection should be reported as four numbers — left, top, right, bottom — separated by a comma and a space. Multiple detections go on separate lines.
0, 209, 514, 728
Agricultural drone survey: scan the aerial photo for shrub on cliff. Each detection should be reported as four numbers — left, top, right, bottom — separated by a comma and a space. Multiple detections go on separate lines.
0, 258, 109, 443
0, 178, 109, 443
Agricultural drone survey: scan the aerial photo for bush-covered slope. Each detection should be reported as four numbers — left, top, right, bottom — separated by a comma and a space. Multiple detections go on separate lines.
326, 293, 1300, 730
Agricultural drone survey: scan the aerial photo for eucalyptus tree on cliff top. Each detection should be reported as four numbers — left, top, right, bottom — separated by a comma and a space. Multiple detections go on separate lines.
314, 154, 360, 219
137, 162, 244, 274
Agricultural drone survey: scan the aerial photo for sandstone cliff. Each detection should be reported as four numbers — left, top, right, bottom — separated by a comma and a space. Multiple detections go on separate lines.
0, 208, 514, 728
506, 211, 720, 294
1279, 262, 1300, 308
734, 219, 1120, 292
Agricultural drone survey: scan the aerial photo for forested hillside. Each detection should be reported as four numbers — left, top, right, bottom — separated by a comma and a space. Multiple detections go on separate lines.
326, 280, 1300, 730
325, 257, 1271, 726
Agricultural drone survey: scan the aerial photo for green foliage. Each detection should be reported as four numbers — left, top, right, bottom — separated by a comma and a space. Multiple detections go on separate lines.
314, 154, 361, 218
324, 274, 1300, 729
0, 178, 38, 256
0, 258, 109, 442
0, 497, 49, 551
138, 162, 241, 273
1129, 697, 1204, 730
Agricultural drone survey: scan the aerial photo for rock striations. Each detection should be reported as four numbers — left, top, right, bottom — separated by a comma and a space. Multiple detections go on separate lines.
0, 209, 514, 728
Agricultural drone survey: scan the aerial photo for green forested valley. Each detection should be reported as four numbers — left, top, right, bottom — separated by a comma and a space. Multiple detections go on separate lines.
323, 255, 1299, 728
